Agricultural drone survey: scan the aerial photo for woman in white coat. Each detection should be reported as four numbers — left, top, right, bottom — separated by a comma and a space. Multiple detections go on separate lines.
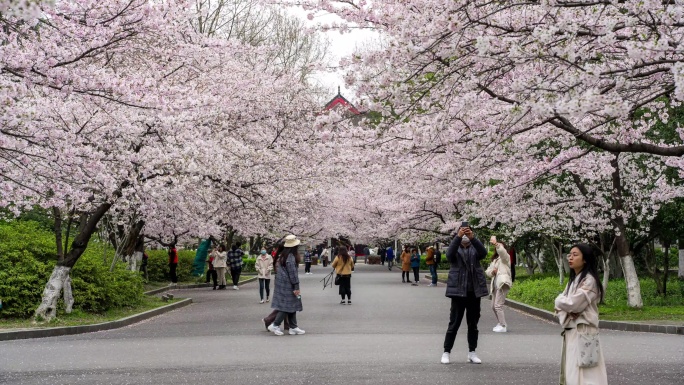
255, 249, 273, 303
213, 245, 228, 290
554, 244, 607, 385
485, 237, 512, 332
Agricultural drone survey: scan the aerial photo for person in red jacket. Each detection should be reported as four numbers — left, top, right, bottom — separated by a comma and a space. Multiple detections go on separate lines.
168, 245, 179, 285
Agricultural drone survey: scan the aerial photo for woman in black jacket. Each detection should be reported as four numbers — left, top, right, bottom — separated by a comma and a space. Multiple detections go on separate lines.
441, 225, 488, 365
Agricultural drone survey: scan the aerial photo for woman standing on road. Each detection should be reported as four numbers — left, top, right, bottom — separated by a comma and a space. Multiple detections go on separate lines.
485, 237, 512, 332
268, 235, 305, 336
554, 244, 607, 385
213, 245, 228, 290
332, 247, 355, 304
256, 249, 273, 303
401, 246, 412, 283
410, 248, 421, 286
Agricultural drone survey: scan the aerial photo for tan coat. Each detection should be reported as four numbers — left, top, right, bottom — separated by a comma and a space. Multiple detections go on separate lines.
554, 274, 607, 385
425, 248, 435, 265
255, 255, 273, 279
400, 251, 411, 271
485, 244, 512, 292
332, 256, 354, 275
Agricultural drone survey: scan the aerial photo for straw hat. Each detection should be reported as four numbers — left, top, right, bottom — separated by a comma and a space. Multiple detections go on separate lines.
283, 234, 301, 248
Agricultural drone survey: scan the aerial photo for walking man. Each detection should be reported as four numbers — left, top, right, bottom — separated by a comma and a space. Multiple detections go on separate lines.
441, 224, 488, 365
386, 246, 395, 270
228, 243, 244, 290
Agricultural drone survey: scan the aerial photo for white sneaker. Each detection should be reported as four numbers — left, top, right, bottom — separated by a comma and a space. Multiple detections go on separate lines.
289, 327, 306, 335
441, 352, 450, 364
268, 324, 284, 336
493, 325, 507, 333
233, 285, 239, 290
493, 323, 502, 331
266, 297, 270, 302
468, 351, 482, 364
427, 283, 436, 287
260, 300, 265, 304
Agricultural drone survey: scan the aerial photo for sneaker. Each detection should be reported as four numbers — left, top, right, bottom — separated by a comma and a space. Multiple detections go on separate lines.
347, 300, 351, 305
268, 324, 284, 336
468, 351, 482, 364
411, 282, 418, 286
493, 323, 502, 332
262, 318, 268, 331
427, 283, 436, 287
233, 285, 239, 290
260, 300, 265, 304
266, 297, 270, 302
289, 327, 306, 335
441, 352, 450, 364
493, 325, 507, 333
340, 300, 346, 305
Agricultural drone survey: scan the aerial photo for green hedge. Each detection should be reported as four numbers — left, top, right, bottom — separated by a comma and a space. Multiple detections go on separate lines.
145, 252, 256, 283
0, 220, 143, 319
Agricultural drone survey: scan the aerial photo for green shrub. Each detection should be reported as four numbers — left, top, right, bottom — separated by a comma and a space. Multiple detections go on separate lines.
0, 220, 144, 319
145, 249, 198, 282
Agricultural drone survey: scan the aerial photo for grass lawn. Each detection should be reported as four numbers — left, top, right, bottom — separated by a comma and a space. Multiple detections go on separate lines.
0, 296, 177, 330
436, 272, 684, 324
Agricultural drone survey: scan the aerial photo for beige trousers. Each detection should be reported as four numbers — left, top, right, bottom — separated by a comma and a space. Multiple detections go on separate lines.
491, 284, 510, 326
216, 267, 227, 286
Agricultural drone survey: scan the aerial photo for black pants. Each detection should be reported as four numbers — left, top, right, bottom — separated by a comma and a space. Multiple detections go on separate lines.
259, 278, 270, 300
322, 259, 328, 267
338, 275, 351, 300
402, 271, 411, 282
205, 269, 217, 287
511, 264, 516, 282
169, 263, 178, 283
443, 292, 481, 353
274, 311, 297, 329
380, 255, 385, 265
305, 262, 311, 273
230, 267, 241, 286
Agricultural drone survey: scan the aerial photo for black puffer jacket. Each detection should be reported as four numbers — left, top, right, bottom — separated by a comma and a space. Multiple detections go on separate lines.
444, 236, 489, 298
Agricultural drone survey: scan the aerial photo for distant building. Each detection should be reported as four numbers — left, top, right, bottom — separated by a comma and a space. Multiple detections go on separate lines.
323, 87, 363, 124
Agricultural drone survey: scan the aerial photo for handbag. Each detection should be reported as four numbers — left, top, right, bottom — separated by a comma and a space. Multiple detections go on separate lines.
576, 324, 600, 368
334, 274, 341, 285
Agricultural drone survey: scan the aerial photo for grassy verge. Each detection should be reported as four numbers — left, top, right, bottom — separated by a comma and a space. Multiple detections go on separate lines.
0, 296, 177, 330
436, 272, 684, 324
143, 275, 257, 291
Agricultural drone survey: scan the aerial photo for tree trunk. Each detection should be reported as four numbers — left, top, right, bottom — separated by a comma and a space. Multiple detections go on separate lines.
611, 154, 643, 308
522, 247, 535, 275
549, 239, 564, 286
663, 241, 670, 296
35, 202, 112, 321
679, 238, 684, 280
601, 251, 612, 297
532, 245, 545, 274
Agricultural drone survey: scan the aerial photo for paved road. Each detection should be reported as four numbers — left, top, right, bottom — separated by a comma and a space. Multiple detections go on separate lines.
1, 264, 682, 384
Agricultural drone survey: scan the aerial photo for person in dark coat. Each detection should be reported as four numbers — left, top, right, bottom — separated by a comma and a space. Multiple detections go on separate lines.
268, 235, 305, 336
441, 224, 488, 365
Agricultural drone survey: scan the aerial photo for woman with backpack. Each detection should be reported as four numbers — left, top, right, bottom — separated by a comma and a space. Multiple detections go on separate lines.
332, 247, 355, 305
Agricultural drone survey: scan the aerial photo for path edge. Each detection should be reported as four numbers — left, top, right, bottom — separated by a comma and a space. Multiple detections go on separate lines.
0, 298, 192, 342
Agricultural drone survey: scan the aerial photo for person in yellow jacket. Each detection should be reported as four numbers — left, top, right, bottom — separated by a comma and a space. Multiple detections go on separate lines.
332, 248, 355, 305
426, 246, 437, 286
400, 247, 412, 283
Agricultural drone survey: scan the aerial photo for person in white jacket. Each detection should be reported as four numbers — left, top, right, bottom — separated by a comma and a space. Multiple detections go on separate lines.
485, 237, 512, 333
554, 244, 607, 385
213, 245, 228, 290
255, 249, 273, 303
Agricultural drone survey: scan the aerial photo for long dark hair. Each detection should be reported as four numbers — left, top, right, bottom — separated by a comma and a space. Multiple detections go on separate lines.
337, 247, 350, 264
565, 243, 604, 301
278, 246, 300, 267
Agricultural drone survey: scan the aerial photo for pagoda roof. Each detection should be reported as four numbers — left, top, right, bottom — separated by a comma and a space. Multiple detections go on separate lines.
324, 87, 361, 115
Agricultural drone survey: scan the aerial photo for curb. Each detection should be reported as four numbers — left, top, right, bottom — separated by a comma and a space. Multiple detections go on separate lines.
144, 276, 258, 296
424, 274, 684, 335
504, 298, 684, 335
0, 298, 192, 342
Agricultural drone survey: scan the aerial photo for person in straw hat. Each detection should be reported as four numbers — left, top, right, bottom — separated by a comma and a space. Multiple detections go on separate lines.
267, 235, 306, 336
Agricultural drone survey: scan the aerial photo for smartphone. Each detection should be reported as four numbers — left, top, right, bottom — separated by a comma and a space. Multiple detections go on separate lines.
490, 235, 497, 243
461, 221, 469, 228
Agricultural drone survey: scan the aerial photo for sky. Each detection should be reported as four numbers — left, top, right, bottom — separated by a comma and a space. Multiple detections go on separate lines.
287, 7, 381, 103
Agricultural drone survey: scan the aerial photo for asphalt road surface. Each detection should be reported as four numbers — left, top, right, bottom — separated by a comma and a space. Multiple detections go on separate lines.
1, 264, 682, 384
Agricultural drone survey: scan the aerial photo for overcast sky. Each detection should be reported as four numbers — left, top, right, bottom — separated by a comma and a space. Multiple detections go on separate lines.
287, 8, 381, 102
